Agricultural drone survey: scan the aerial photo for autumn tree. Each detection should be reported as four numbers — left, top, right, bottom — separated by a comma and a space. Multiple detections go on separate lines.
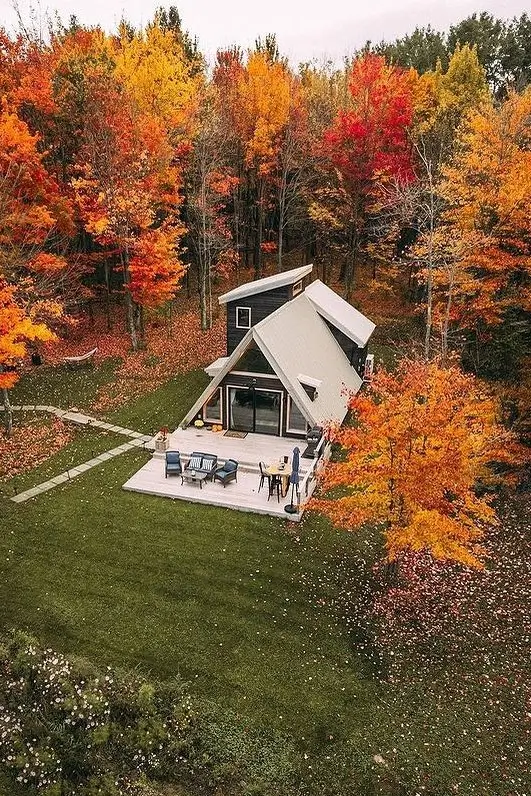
273, 74, 310, 271
313, 360, 517, 567
72, 19, 199, 349
185, 85, 237, 329
447, 12, 507, 90
0, 100, 76, 342
233, 49, 291, 276
0, 280, 54, 436
316, 54, 416, 297
212, 47, 246, 267
413, 43, 489, 165
437, 88, 531, 377
376, 47, 490, 358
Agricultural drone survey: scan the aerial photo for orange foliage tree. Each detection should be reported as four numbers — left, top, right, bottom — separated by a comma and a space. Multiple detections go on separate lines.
0, 100, 74, 400
0, 279, 54, 435
312, 360, 517, 567
0, 102, 72, 271
73, 66, 187, 350
232, 49, 292, 276
437, 89, 531, 374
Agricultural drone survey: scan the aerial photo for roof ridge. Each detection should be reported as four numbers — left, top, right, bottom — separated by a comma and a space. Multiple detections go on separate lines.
218, 264, 313, 305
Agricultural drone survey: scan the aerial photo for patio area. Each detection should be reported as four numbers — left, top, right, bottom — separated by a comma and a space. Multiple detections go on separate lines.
122, 426, 324, 521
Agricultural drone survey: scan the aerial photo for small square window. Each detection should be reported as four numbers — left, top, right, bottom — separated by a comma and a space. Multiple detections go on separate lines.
236, 306, 251, 329
292, 280, 303, 296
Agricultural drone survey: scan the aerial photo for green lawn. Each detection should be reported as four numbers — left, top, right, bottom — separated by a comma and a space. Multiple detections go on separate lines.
2, 366, 381, 748
1, 450, 379, 743
10, 358, 120, 411
9, 361, 210, 435
109, 369, 210, 433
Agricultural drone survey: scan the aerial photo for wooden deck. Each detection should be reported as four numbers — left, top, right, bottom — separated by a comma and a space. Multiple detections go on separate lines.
123, 427, 312, 521
152, 426, 307, 468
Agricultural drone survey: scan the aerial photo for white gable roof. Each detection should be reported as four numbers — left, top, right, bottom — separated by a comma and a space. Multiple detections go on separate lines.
218, 264, 313, 305
254, 294, 362, 427
181, 294, 362, 429
304, 279, 375, 347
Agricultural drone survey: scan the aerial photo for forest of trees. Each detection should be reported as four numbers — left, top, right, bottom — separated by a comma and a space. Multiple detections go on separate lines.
0, 7, 529, 379
0, 6, 529, 430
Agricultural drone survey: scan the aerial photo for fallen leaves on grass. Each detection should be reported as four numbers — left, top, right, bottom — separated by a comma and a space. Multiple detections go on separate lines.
93, 311, 225, 411
0, 418, 73, 480
42, 312, 131, 365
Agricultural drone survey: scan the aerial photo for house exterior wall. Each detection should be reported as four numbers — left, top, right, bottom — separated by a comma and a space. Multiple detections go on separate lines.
225, 274, 312, 354
207, 372, 307, 438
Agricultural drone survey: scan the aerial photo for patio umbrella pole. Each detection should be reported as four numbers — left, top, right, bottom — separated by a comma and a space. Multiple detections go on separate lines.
284, 446, 300, 514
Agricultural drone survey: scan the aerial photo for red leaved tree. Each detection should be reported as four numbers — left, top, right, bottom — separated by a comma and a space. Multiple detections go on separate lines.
315, 54, 416, 297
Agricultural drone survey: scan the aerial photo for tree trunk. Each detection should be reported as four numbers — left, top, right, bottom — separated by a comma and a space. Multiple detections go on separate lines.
121, 244, 143, 351
441, 269, 454, 365
344, 228, 358, 302
104, 260, 113, 331
124, 290, 138, 352
424, 164, 436, 361
254, 179, 264, 279
199, 265, 208, 331
2, 387, 13, 438
198, 191, 209, 330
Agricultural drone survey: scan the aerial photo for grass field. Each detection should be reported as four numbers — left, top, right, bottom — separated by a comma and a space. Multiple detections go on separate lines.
2, 365, 382, 747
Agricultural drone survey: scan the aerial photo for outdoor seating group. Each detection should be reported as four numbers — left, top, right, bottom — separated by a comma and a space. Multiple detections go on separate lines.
165, 450, 238, 489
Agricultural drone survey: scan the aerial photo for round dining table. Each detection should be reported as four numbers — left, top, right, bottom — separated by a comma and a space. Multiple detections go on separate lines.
265, 463, 292, 497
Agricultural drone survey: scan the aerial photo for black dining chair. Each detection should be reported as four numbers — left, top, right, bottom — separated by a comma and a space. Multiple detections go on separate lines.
258, 462, 270, 493
268, 474, 281, 503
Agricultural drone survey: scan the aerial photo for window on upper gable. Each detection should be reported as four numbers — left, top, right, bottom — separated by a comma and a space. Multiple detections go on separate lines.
292, 280, 303, 296
236, 306, 252, 329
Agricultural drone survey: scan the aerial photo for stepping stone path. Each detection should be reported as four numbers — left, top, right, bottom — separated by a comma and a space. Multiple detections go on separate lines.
2, 405, 154, 504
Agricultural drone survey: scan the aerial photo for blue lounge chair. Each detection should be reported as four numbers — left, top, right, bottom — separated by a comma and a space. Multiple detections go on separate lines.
213, 459, 238, 487
165, 451, 182, 478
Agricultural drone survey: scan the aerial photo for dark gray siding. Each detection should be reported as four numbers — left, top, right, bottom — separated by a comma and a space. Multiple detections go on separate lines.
226, 285, 292, 353
217, 372, 307, 437
323, 320, 367, 376
287, 273, 312, 300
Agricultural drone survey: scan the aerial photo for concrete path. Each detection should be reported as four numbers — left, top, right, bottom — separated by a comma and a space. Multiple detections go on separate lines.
2, 404, 154, 504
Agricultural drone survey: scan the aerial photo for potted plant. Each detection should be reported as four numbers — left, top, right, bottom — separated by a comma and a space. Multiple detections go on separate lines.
155, 426, 170, 452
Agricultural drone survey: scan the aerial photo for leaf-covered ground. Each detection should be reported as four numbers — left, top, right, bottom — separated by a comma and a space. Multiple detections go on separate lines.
38, 309, 225, 412
0, 417, 73, 481
3, 348, 530, 795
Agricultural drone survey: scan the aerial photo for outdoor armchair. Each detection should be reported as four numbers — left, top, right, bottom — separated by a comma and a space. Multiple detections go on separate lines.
213, 459, 238, 487
165, 451, 182, 478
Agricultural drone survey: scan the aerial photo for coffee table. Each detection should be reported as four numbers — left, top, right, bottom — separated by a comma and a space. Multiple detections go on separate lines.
181, 471, 208, 489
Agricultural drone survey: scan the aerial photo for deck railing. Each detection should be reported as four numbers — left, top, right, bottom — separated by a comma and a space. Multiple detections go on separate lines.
299, 437, 331, 500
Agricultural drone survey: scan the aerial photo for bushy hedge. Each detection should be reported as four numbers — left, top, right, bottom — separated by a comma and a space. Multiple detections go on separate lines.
0, 631, 300, 796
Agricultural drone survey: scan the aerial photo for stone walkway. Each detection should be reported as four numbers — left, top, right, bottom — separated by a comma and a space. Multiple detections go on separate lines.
3, 405, 153, 504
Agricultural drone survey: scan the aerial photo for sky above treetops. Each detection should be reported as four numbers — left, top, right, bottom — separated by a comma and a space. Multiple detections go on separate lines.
2, 0, 530, 66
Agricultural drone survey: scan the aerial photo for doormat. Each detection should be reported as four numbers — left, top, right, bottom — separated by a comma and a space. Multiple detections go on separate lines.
224, 430, 248, 439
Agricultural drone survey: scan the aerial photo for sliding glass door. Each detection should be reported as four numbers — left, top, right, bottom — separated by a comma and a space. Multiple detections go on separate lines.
228, 386, 281, 435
